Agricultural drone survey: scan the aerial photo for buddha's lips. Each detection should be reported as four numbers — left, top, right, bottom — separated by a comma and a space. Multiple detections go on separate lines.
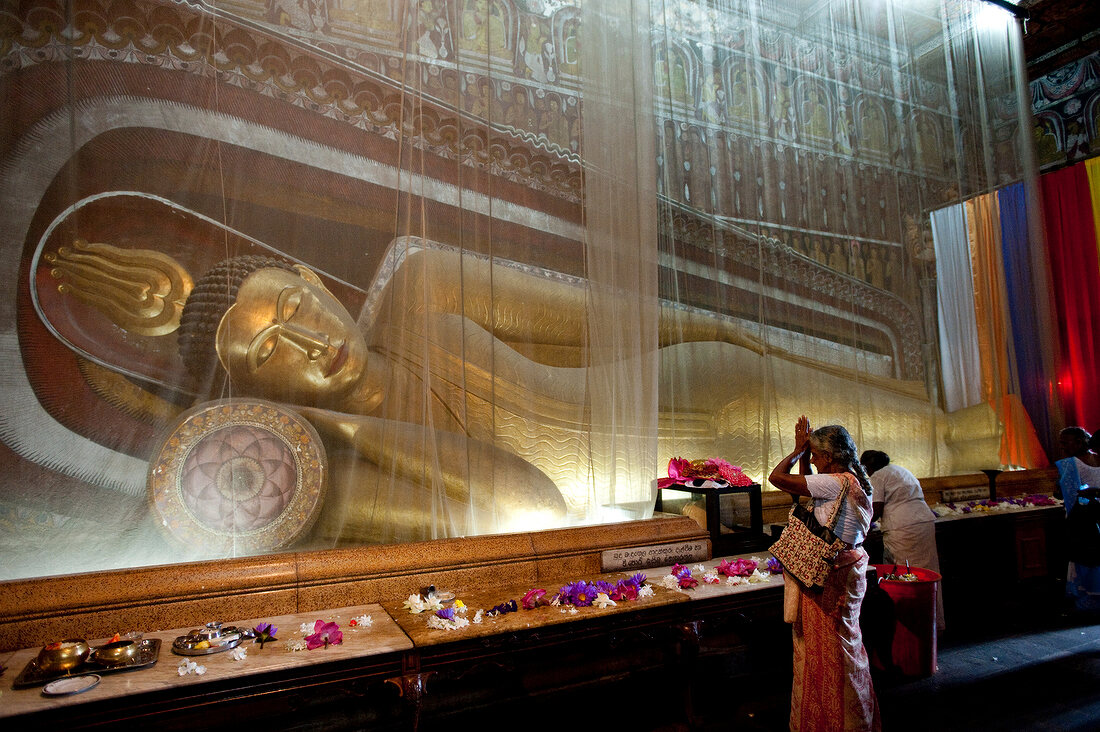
325, 343, 347, 377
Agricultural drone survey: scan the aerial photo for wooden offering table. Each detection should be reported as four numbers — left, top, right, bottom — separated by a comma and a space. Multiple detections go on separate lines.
0, 556, 788, 729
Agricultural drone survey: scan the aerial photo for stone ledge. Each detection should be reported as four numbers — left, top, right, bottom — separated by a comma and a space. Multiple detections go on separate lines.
0, 515, 707, 652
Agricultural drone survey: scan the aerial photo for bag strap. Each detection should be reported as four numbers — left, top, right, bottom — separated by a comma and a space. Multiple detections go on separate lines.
824, 473, 853, 530
791, 473, 852, 528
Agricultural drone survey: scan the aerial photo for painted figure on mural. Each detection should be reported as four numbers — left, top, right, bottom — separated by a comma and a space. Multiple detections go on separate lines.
801, 85, 832, 143
459, 0, 508, 57
774, 79, 796, 141
416, 0, 453, 60
519, 19, 556, 84
670, 52, 691, 106
858, 100, 890, 159
504, 86, 536, 129
463, 74, 493, 119
916, 114, 945, 173
699, 71, 725, 123
726, 65, 758, 125
538, 95, 572, 149
267, 0, 329, 32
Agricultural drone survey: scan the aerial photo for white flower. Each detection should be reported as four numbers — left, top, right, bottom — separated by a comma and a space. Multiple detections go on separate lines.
177, 659, 207, 676
425, 614, 470, 631
402, 594, 427, 613
703, 571, 720, 584
637, 585, 655, 598
693, 563, 707, 574
229, 646, 247, 661
747, 569, 770, 583
593, 592, 617, 609
285, 639, 307, 652
660, 574, 680, 590
726, 575, 746, 585
473, 609, 484, 624
352, 614, 373, 627
402, 593, 443, 614
299, 622, 314, 634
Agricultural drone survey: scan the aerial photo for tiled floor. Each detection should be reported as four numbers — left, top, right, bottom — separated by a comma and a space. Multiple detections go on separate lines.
876, 610, 1100, 731
688, 584, 1100, 731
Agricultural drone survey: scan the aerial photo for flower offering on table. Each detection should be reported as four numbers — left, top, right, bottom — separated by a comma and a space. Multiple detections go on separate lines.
662, 563, 699, 589
402, 592, 444, 614
931, 494, 1060, 517
177, 658, 206, 676
304, 620, 342, 650
426, 605, 470, 630
716, 557, 758, 577
253, 622, 278, 649
657, 456, 754, 489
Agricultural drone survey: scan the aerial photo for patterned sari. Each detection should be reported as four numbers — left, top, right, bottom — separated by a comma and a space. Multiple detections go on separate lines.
789, 481, 880, 731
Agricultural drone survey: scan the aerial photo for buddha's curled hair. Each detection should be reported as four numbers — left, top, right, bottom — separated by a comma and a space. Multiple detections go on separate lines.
177, 255, 295, 391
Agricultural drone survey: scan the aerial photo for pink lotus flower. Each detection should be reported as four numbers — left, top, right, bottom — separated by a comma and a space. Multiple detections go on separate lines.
708, 458, 755, 486
716, 558, 758, 577
304, 620, 342, 650
522, 588, 548, 610
657, 456, 754, 488
678, 575, 699, 589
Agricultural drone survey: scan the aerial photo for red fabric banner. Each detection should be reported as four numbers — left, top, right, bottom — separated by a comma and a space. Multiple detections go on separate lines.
1040, 164, 1100, 431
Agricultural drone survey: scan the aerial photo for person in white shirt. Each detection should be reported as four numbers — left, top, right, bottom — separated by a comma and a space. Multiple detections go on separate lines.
860, 450, 944, 630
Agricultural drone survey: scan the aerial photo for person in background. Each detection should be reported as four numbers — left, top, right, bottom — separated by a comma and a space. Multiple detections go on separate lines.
1056, 427, 1100, 612
770, 416, 880, 731
860, 450, 944, 631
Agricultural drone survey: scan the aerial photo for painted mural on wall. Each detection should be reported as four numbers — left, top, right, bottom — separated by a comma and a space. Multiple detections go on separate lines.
0, 0, 1030, 580
1030, 51, 1100, 169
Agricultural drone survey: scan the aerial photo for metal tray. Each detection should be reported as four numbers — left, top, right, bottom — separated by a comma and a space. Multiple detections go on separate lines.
172, 624, 253, 656
13, 639, 161, 690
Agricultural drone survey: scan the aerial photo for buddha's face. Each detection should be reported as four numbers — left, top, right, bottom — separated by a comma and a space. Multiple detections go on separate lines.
216, 266, 368, 405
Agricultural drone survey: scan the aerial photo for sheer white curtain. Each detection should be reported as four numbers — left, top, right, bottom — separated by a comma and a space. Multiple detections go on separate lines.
931, 204, 983, 412
0, 0, 1041, 579
649, 0, 1036, 481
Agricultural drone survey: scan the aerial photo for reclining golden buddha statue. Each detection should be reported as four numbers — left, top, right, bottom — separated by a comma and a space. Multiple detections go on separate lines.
41, 235, 955, 553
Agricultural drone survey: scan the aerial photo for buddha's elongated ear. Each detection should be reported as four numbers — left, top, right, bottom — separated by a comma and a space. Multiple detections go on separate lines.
291, 263, 337, 298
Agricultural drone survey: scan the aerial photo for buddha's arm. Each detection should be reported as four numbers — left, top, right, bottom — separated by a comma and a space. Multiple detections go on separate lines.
382, 248, 758, 353
297, 406, 567, 520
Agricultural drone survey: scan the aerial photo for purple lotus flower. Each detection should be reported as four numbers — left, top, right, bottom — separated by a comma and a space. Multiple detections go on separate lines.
765, 557, 783, 574
253, 622, 278, 649
627, 573, 647, 588
671, 564, 692, 579
560, 580, 598, 607
304, 620, 342, 650
436, 607, 455, 620
594, 580, 616, 596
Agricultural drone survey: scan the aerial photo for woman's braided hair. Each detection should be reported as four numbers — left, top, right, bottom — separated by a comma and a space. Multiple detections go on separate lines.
177, 255, 295, 391
809, 424, 874, 496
